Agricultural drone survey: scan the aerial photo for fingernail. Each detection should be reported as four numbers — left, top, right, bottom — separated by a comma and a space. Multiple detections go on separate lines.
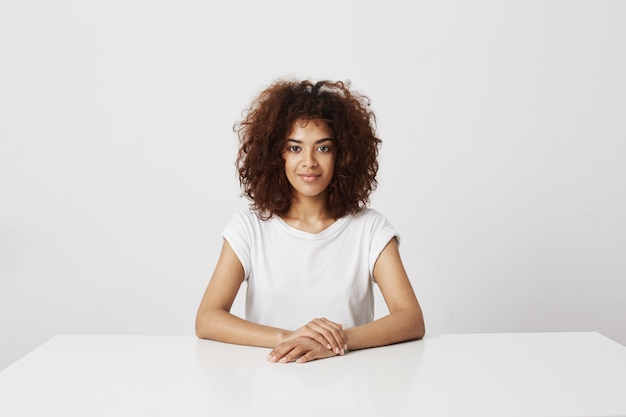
327, 344, 332, 349
267, 355, 276, 363
334, 347, 339, 354
279, 357, 287, 363
344, 344, 348, 350
341, 349, 345, 355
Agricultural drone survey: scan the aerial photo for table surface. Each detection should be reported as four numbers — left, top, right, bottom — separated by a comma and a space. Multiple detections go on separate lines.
0, 332, 625, 417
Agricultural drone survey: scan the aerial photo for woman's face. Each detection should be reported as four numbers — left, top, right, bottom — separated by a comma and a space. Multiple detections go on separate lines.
282, 118, 335, 202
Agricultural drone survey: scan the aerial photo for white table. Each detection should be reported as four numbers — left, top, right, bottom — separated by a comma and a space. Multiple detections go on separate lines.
0, 332, 625, 416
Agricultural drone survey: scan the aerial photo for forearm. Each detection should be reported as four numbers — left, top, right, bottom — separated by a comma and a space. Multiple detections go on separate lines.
345, 308, 425, 351
195, 308, 288, 348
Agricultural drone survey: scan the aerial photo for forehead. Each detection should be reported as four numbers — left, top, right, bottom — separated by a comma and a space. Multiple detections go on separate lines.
287, 118, 333, 138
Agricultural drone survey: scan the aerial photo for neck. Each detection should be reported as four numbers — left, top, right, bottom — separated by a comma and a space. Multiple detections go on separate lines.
286, 194, 331, 220
281, 194, 335, 233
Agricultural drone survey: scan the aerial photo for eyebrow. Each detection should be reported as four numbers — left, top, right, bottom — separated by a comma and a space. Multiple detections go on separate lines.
286, 138, 334, 144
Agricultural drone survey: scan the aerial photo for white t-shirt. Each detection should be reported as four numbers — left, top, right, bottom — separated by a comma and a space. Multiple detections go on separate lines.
223, 208, 399, 330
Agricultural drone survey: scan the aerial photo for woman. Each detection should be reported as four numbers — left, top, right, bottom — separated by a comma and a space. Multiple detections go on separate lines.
196, 79, 424, 363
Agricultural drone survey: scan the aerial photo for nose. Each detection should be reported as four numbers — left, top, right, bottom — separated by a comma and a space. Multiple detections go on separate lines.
302, 149, 318, 168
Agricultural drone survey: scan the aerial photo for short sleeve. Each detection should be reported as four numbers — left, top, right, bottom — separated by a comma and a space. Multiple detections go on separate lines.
367, 210, 400, 280
222, 211, 253, 280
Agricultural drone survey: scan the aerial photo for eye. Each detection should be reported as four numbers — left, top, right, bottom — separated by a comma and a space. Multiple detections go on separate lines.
287, 145, 301, 152
317, 145, 331, 152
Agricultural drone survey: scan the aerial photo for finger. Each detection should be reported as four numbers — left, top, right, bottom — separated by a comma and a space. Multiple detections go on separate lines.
307, 319, 346, 354
267, 343, 291, 363
277, 345, 307, 364
293, 320, 334, 350
295, 344, 337, 363
300, 326, 334, 350
267, 346, 291, 363
270, 337, 330, 364
268, 339, 306, 363
296, 350, 316, 364
266, 350, 278, 363
318, 318, 348, 348
307, 321, 344, 354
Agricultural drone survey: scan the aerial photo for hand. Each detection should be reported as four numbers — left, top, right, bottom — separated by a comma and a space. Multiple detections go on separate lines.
286, 318, 348, 355
267, 336, 340, 364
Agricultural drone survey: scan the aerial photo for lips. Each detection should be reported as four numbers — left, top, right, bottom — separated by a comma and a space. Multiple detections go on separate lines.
298, 174, 321, 183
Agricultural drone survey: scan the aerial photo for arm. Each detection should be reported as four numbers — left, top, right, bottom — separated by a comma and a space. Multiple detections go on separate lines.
344, 237, 425, 350
195, 240, 347, 352
195, 240, 284, 347
269, 238, 424, 363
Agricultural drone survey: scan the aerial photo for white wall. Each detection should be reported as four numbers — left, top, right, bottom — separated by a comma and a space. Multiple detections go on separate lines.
1, 0, 625, 370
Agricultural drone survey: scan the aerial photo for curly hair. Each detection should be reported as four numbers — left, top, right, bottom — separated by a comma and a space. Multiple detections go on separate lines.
234, 79, 381, 220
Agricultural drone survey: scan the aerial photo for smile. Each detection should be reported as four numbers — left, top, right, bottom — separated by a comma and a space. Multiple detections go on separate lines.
298, 174, 321, 183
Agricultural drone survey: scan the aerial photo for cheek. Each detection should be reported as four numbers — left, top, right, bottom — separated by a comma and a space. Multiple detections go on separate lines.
327, 155, 336, 172
283, 156, 295, 172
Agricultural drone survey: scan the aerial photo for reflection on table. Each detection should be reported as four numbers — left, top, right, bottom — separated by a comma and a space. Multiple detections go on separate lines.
0, 332, 625, 416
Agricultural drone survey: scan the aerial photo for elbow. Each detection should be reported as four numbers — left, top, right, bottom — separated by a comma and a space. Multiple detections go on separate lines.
196, 307, 231, 341
195, 311, 212, 340
195, 307, 229, 341
415, 319, 425, 340
195, 317, 205, 339
411, 309, 426, 341
393, 307, 425, 343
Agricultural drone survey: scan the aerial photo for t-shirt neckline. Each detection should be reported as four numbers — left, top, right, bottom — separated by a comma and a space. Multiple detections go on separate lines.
275, 215, 351, 240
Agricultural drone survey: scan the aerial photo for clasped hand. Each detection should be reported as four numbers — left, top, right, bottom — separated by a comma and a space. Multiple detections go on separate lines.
267, 318, 347, 364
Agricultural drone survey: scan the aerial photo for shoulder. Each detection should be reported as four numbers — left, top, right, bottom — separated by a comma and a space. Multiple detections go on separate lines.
352, 208, 400, 246
224, 209, 260, 236
229, 208, 260, 223
227, 208, 268, 227
351, 208, 393, 228
224, 208, 282, 238
354, 208, 386, 220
